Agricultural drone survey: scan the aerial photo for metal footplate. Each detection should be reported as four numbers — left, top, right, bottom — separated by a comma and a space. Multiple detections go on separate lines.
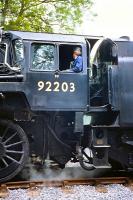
92, 128, 111, 169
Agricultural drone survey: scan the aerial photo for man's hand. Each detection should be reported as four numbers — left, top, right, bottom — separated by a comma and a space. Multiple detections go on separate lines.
61, 69, 72, 72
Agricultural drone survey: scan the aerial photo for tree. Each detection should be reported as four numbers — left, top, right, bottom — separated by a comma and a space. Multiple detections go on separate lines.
0, 0, 93, 33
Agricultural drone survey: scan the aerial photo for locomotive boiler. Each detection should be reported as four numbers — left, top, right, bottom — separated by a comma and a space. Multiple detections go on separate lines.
0, 29, 132, 182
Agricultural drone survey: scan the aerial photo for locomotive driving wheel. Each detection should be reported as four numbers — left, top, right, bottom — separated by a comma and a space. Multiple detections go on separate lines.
0, 120, 29, 182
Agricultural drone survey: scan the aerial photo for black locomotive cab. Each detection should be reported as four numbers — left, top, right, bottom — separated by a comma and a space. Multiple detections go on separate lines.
0, 31, 88, 112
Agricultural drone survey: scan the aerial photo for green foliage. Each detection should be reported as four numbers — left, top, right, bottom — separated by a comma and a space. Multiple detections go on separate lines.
0, 0, 93, 33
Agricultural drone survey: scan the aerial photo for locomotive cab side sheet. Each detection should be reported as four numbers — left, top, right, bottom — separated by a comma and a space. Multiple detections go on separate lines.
0, 31, 89, 112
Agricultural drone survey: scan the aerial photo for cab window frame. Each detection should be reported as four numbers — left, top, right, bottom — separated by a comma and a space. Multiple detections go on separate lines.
30, 41, 57, 72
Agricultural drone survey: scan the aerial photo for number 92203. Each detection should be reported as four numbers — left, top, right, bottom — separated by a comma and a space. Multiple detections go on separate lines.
38, 81, 75, 93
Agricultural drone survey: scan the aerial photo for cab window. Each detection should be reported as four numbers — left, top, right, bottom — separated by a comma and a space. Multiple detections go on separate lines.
14, 40, 24, 62
59, 44, 82, 71
0, 44, 6, 63
31, 43, 55, 71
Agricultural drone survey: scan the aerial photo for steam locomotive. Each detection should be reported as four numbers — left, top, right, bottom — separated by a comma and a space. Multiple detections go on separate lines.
0, 29, 132, 182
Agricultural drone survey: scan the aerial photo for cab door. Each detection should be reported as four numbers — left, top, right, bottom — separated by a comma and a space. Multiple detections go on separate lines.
25, 41, 88, 111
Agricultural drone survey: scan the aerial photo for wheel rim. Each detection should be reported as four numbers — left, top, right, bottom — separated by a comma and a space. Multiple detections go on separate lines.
0, 120, 29, 182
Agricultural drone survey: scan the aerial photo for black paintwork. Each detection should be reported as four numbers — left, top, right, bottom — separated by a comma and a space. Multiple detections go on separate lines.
0, 30, 133, 182
116, 41, 133, 126
0, 31, 88, 112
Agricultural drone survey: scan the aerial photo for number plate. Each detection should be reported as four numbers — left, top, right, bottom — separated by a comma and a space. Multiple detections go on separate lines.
37, 81, 75, 92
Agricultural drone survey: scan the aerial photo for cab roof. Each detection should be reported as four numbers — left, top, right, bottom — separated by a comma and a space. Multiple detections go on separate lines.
7, 30, 130, 43
9, 30, 86, 43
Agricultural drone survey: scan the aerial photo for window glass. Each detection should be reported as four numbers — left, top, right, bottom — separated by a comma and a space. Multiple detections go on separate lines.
31, 43, 55, 71
14, 40, 24, 62
0, 44, 6, 63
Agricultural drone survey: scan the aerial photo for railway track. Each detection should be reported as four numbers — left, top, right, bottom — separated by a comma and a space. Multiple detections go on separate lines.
0, 177, 130, 189
0, 177, 132, 198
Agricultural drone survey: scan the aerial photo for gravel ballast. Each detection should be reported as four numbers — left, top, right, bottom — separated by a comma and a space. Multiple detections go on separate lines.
1, 184, 133, 200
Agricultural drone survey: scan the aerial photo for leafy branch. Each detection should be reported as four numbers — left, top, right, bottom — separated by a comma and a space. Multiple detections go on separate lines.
0, 0, 94, 33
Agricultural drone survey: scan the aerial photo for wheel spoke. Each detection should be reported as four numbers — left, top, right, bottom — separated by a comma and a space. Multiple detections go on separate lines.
5, 155, 20, 164
1, 158, 8, 167
1, 125, 10, 141
5, 141, 23, 148
3, 132, 17, 144
6, 150, 24, 154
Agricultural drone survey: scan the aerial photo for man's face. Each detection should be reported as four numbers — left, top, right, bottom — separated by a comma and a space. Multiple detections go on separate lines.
73, 49, 81, 58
